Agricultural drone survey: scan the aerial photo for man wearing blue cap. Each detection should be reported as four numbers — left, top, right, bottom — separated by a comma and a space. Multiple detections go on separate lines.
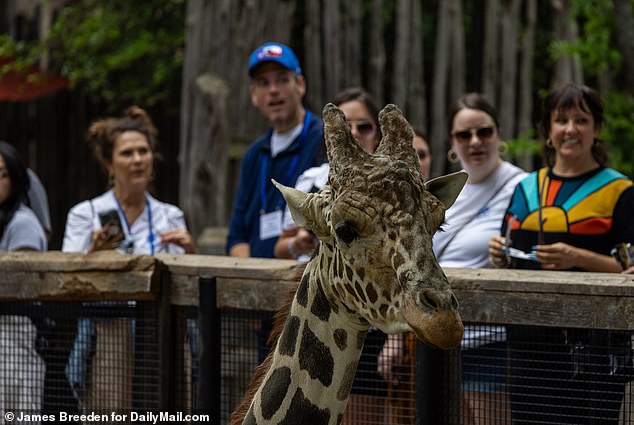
227, 42, 324, 259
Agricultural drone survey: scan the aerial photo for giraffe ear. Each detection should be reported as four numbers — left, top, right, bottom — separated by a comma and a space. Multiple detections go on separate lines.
424, 170, 468, 209
273, 180, 330, 237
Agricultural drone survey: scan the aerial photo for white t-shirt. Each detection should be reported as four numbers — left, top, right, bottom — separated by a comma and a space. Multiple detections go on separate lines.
62, 190, 187, 254
433, 161, 527, 268
282, 163, 330, 231
432, 161, 526, 348
0, 204, 47, 251
271, 122, 303, 158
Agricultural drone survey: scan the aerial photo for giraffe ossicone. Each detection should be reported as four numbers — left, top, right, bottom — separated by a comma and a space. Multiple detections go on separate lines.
232, 103, 467, 425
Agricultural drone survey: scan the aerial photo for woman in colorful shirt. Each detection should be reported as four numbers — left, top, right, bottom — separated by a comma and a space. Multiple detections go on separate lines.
489, 83, 634, 424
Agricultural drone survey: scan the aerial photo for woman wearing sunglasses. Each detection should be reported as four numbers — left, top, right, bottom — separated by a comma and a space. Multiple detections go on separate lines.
435, 93, 527, 425
489, 84, 634, 424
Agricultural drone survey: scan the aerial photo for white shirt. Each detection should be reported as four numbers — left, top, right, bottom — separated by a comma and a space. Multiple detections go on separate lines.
0, 204, 47, 252
271, 122, 303, 158
433, 161, 526, 268
62, 190, 186, 254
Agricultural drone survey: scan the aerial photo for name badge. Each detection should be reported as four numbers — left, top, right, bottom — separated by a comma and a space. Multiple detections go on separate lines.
260, 210, 283, 240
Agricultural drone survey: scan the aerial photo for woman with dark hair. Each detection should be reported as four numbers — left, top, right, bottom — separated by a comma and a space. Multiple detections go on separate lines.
489, 83, 634, 424
0, 141, 46, 415
0, 141, 46, 251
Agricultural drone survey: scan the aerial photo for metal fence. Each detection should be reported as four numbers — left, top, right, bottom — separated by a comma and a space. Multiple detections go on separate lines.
1, 252, 634, 425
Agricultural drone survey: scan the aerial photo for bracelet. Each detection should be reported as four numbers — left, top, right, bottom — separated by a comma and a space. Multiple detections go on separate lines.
288, 238, 299, 259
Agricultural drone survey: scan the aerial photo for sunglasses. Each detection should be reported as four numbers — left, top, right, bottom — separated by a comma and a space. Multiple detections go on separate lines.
452, 126, 495, 142
348, 121, 376, 136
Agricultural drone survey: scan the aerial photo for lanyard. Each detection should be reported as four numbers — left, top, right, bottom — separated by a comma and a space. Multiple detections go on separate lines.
113, 193, 155, 255
259, 111, 311, 213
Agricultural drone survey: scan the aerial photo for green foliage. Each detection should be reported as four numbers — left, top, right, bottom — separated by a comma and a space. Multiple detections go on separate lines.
601, 92, 634, 177
505, 130, 541, 165
549, 0, 634, 178
0, 0, 185, 111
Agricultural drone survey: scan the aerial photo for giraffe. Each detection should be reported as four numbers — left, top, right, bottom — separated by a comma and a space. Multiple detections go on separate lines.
231, 103, 468, 425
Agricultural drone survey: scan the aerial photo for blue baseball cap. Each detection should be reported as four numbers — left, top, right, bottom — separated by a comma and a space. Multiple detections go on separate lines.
248, 42, 302, 77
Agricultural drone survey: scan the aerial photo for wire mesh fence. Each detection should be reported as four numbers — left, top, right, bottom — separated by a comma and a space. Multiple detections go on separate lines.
1, 277, 633, 425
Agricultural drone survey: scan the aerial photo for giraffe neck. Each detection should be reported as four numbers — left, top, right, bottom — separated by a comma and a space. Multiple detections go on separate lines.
244, 257, 369, 425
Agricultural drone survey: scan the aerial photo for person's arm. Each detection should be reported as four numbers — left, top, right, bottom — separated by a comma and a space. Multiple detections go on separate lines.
535, 242, 622, 272
226, 149, 257, 256
377, 334, 404, 385
229, 242, 250, 258
160, 228, 196, 254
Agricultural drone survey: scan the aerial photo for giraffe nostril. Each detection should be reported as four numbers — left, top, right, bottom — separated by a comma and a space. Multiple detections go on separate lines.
419, 289, 439, 310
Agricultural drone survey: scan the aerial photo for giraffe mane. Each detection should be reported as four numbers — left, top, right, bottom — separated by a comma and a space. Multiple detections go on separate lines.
228, 282, 299, 425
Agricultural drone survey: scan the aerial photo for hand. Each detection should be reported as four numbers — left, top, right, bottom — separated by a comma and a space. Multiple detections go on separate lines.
160, 228, 196, 254
89, 224, 123, 253
622, 266, 634, 274
289, 228, 318, 258
535, 242, 578, 270
377, 335, 403, 386
488, 235, 508, 268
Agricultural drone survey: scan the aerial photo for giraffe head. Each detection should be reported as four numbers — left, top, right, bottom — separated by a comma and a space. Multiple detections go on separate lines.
275, 103, 467, 350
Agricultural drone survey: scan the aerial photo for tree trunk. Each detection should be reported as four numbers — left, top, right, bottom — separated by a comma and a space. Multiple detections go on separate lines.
323, 0, 342, 98
482, 0, 500, 103
499, 0, 520, 139
431, 0, 452, 177
392, 0, 411, 110
613, 0, 634, 97
551, 0, 583, 86
517, 0, 537, 171
407, 0, 426, 133
449, 0, 465, 105
368, 0, 386, 105
342, 0, 362, 89
304, 0, 324, 110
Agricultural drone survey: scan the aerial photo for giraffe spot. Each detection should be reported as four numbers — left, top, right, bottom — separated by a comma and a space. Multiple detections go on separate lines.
354, 281, 367, 303
311, 280, 332, 322
393, 251, 406, 270
333, 251, 339, 277
337, 361, 359, 400
356, 330, 367, 349
401, 234, 414, 250
333, 328, 347, 351
338, 254, 344, 278
379, 304, 389, 317
346, 265, 354, 281
365, 283, 378, 303
261, 366, 292, 419
299, 323, 334, 386
357, 268, 365, 281
297, 274, 310, 307
278, 388, 331, 425
337, 414, 344, 425
279, 315, 300, 356
388, 230, 397, 240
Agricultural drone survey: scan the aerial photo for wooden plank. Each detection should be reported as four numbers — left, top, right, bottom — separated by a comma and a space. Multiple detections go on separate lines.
0, 251, 156, 272
169, 274, 298, 309
445, 268, 634, 296
156, 254, 305, 281
0, 271, 156, 301
457, 289, 634, 330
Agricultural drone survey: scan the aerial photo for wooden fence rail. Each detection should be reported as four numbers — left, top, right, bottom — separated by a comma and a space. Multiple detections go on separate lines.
2, 251, 634, 329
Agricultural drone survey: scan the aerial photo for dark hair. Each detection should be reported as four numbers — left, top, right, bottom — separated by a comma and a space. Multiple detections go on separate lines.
332, 87, 380, 130
540, 83, 607, 167
413, 128, 432, 155
87, 106, 159, 172
0, 141, 30, 239
447, 92, 500, 136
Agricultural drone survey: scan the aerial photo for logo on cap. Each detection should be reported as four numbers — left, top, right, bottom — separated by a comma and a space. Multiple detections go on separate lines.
258, 45, 283, 59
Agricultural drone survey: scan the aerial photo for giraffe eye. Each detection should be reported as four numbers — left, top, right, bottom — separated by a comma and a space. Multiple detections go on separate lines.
335, 222, 358, 244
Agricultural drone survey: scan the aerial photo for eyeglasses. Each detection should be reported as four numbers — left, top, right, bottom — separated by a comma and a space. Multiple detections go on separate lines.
348, 121, 376, 136
452, 126, 495, 142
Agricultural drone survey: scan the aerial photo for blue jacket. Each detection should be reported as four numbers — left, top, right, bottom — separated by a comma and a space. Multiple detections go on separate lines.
226, 111, 325, 258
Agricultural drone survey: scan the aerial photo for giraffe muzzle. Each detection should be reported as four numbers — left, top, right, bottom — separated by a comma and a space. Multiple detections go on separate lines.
403, 291, 464, 350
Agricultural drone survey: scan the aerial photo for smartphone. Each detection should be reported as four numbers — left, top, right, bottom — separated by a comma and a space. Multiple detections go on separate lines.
98, 209, 124, 240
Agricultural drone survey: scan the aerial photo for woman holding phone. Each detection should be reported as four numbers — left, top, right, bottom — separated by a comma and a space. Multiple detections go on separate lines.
62, 106, 195, 254
62, 106, 195, 411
